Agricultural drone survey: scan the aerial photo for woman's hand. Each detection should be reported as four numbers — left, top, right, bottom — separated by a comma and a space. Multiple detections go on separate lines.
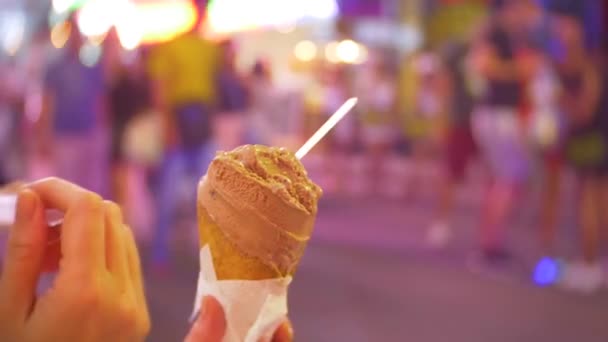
185, 296, 293, 342
0, 178, 150, 341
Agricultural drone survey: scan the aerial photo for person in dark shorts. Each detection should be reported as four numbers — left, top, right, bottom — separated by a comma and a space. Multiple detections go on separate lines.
147, 5, 220, 269
469, 0, 541, 260
552, 12, 607, 292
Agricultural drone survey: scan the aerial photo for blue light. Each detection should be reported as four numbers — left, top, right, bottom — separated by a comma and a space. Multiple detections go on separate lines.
533, 257, 560, 286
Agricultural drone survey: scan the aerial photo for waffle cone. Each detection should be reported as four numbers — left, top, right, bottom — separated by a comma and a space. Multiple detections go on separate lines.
198, 205, 285, 280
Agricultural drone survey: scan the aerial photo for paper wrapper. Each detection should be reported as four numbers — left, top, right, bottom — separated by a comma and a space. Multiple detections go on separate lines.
192, 245, 291, 342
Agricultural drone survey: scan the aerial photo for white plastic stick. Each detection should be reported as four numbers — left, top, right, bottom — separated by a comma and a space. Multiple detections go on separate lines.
295, 97, 357, 160
0, 194, 63, 230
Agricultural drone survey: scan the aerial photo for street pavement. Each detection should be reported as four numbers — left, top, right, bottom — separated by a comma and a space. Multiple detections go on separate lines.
144, 193, 608, 342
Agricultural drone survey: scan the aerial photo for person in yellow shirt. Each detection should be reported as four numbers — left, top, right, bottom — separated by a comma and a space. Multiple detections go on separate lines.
147, 6, 221, 269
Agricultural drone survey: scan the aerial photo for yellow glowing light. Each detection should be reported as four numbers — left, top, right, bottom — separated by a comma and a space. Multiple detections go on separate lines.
73, 0, 196, 46
324, 41, 340, 64
117, 25, 142, 50
76, 0, 116, 37
336, 39, 367, 64
50, 21, 71, 49
355, 44, 368, 64
277, 23, 296, 34
207, 0, 338, 34
88, 32, 107, 46
52, 0, 74, 14
123, 1, 197, 44
294, 40, 317, 62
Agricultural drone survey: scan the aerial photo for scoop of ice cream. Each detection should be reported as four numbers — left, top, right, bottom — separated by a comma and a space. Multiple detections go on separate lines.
222, 145, 321, 213
198, 145, 322, 275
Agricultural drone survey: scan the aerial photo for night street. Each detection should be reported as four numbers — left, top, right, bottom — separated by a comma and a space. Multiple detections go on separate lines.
145, 195, 608, 342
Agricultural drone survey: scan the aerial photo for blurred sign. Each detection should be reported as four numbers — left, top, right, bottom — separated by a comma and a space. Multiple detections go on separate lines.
335, 0, 383, 17
206, 0, 338, 34
353, 20, 423, 53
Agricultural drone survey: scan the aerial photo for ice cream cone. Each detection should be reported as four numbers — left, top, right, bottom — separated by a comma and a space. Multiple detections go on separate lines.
196, 145, 322, 281
197, 205, 281, 280
193, 145, 322, 341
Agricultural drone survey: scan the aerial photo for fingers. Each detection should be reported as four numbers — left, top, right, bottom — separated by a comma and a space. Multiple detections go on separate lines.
123, 222, 150, 336
271, 320, 294, 342
29, 178, 105, 274
0, 189, 47, 318
104, 201, 128, 287
41, 227, 62, 272
28, 178, 88, 212
124, 226, 144, 301
184, 296, 226, 342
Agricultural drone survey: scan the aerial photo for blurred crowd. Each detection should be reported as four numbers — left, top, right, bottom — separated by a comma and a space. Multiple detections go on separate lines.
0, 0, 607, 294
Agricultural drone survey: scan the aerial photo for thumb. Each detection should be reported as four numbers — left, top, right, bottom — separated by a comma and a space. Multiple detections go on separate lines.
272, 320, 294, 342
184, 296, 226, 342
0, 189, 47, 318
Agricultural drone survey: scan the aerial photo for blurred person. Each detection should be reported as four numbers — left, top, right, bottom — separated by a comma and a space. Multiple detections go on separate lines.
0, 60, 23, 185
21, 29, 55, 181
552, 12, 607, 292
318, 64, 354, 193
248, 59, 279, 144
469, 0, 541, 261
355, 58, 399, 194
147, 5, 221, 269
0, 178, 150, 341
41, 19, 108, 195
214, 39, 249, 151
406, 51, 450, 201
108, 48, 151, 208
248, 59, 303, 150
427, 43, 477, 248
488, 0, 565, 281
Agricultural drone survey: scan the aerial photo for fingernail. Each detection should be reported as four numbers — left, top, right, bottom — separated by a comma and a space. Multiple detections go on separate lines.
16, 189, 37, 224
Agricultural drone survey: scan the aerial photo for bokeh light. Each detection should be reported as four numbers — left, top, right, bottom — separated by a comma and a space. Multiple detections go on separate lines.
0, 11, 25, 56
50, 21, 71, 49
336, 39, 367, 64
117, 1, 197, 45
68, 0, 196, 47
294, 40, 317, 62
324, 41, 340, 64
207, 0, 338, 34
52, 0, 75, 14
52, 0, 88, 14
78, 42, 102, 67
76, 0, 116, 37
533, 257, 561, 286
